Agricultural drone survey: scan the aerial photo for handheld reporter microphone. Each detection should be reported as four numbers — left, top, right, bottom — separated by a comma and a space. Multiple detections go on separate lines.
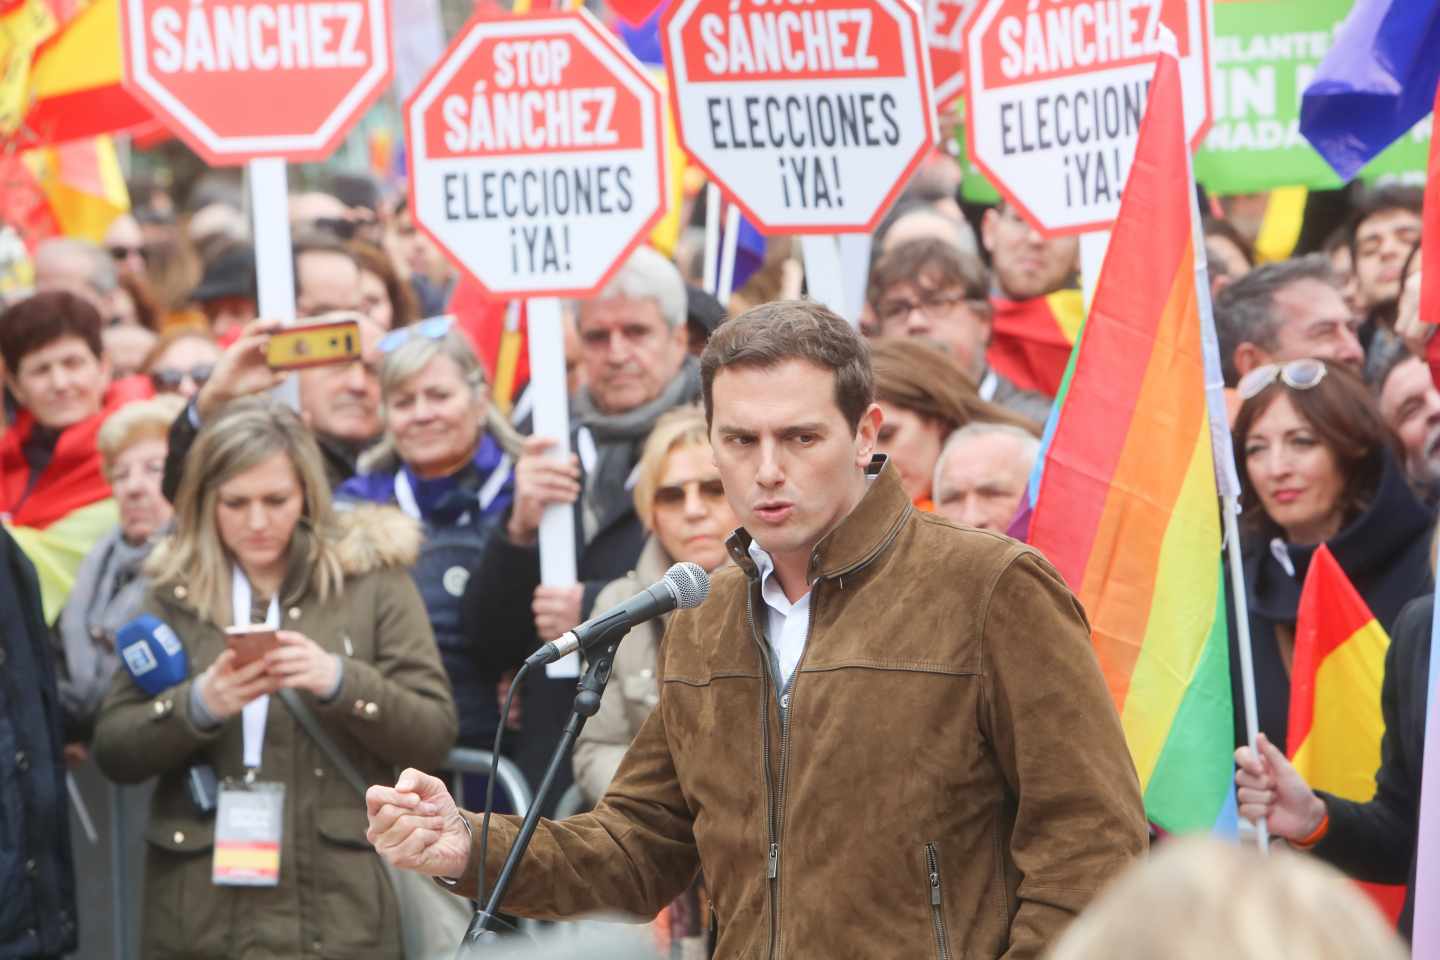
116, 614, 189, 695
525, 562, 710, 667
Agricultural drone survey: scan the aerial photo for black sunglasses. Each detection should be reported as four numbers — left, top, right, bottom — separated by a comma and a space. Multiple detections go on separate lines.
150, 365, 214, 392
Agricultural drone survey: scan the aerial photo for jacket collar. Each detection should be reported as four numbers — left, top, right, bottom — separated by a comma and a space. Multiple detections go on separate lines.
725, 455, 910, 583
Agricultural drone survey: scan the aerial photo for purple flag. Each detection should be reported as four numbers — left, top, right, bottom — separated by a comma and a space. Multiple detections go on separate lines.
1298, 0, 1440, 181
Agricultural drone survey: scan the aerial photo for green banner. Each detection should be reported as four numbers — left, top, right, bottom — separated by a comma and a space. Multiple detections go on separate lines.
1195, 0, 1430, 194
960, 0, 1432, 203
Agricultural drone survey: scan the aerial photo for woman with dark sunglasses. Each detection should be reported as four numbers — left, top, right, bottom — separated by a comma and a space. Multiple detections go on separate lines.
1230, 358, 1434, 754
142, 328, 221, 401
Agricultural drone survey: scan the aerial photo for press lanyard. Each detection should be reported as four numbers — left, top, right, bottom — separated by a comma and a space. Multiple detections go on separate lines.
231, 565, 278, 770
392, 456, 512, 523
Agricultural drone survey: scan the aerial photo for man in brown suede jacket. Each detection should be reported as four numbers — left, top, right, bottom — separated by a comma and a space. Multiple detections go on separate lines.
367, 301, 1149, 958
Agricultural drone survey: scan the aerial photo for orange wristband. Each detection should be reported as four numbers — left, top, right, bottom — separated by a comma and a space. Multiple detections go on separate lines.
1292, 811, 1330, 850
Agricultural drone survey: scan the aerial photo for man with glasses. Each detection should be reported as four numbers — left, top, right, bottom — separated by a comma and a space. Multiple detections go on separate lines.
867, 238, 1052, 423
101, 214, 149, 279
157, 238, 381, 500
1214, 255, 1364, 389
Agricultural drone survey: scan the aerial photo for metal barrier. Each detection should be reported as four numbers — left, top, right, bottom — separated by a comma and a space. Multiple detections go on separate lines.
97, 748, 536, 959
444, 747, 534, 814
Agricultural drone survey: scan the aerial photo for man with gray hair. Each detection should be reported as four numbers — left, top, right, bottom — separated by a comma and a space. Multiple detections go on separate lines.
34, 237, 119, 315
460, 244, 698, 812
1213, 254, 1364, 386
933, 422, 1039, 531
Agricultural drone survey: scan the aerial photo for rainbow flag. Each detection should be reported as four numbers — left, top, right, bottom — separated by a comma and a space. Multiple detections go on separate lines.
1288, 544, 1406, 921
1027, 50, 1235, 834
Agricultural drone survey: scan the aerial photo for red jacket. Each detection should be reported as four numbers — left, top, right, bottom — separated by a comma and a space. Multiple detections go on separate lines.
0, 388, 136, 528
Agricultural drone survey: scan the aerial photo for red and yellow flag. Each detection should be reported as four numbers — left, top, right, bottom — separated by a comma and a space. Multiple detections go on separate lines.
988, 288, 1084, 398
1288, 543, 1405, 921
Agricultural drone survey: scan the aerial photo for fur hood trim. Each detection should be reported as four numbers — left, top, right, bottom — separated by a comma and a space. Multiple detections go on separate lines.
331, 504, 421, 574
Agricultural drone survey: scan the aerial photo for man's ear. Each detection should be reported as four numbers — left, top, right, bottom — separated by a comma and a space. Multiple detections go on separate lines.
1232, 342, 1269, 380
854, 403, 883, 466
980, 208, 999, 255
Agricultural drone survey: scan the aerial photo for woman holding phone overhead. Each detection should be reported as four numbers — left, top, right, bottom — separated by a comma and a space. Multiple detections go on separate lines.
93, 397, 456, 960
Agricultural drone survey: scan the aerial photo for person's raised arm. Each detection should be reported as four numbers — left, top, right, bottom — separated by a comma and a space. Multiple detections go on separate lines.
162, 319, 288, 501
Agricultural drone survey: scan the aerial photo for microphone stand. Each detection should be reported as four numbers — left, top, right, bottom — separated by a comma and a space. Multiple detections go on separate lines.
455, 625, 628, 956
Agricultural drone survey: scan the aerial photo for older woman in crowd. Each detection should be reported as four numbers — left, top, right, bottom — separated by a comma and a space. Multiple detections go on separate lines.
56, 394, 186, 740
572, 405, 739, 801
336, 318, 518, 750
571, 404, 737, 955
869, 337, 1039, 510
1231, 358, 1433, 748
93, 397, 456, 959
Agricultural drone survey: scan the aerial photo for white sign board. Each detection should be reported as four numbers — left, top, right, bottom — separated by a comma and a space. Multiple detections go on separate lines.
965, 0, 1213, 236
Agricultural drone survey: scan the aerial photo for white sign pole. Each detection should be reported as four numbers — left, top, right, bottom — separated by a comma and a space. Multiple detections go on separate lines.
527, 296, 580, 678
248, 157, 299, 409
838, 233, 873, 322
702, 184, 721, 297
1079, 229, 1111, 315
800, 235, 848, 320
715, 204, 742, 304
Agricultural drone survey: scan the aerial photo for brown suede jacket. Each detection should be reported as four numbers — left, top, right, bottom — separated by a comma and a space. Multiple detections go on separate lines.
454, 458, 1147, 959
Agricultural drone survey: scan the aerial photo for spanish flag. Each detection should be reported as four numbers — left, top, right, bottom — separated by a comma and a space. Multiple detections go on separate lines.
988, 288, 1084, 398
1288, 543, 1406, 921
1027, 50, 1234, 834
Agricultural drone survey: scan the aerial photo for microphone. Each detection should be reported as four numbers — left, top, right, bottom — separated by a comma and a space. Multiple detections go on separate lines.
525, 562, 710, 667
116, 614, 190, 696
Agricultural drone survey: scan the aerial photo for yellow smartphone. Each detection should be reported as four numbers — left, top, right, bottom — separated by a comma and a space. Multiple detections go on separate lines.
265, 314, 362, 371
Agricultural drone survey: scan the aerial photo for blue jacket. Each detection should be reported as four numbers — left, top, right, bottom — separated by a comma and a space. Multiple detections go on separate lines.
0, 527, 77, 958
336, 435, 514, 746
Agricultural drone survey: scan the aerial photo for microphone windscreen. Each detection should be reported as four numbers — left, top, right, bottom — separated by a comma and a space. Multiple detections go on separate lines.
665, 562, 710, 609
116, 614, 189, 696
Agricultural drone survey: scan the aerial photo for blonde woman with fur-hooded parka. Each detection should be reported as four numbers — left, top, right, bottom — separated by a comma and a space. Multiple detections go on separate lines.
93, 398, 457, 960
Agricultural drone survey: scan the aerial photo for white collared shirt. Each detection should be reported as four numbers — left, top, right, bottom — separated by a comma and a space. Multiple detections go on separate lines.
747, 539, 812, 688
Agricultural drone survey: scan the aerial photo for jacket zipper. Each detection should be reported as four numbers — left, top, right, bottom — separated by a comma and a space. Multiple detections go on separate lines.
926, 842, 951, 960
743, 509, 900, 959
744, 591, 781, 957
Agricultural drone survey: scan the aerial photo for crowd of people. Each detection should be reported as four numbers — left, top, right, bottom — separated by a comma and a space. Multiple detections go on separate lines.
0, 144, 1431, 959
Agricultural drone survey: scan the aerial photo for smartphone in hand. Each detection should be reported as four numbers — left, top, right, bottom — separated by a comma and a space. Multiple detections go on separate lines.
265, 314, 362, 371
224, 625, 279, 667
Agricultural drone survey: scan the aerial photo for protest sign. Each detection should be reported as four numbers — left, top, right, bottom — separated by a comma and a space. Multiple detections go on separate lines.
964, 0, 1213, 236
1194, 0, 1430, 194
119, 0, 392, 165
405, 11, 668, 298
662, 0, 938, 234
928, 0, 978, 109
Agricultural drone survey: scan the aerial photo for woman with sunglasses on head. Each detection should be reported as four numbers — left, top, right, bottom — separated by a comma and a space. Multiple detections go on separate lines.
143, 327, 221, 400
1231, 358, 1433, 752
335, 317, 521, 753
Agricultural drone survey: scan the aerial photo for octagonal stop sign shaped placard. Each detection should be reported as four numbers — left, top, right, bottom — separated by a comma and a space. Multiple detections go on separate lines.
663, 0, 938, 234
407, 12, 667, 299
965, 0, 1212, 236
120, 0, 392, 165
